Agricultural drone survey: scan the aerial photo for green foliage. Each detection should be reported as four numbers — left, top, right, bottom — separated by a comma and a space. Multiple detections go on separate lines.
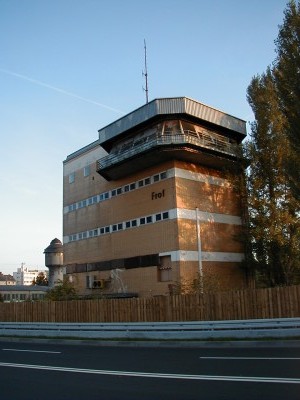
45, 277, 78, 301
32, 272, 48, 286
245, 1, 300, 287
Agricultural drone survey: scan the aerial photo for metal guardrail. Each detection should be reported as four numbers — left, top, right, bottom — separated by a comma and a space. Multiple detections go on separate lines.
0, 318, 299, 340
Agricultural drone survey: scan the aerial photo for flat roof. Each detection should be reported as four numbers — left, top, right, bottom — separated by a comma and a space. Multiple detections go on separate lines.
98, 97, 247, 147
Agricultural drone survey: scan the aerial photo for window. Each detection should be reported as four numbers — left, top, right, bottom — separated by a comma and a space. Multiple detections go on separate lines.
86, 276, 91, 289
138, 180, 144, 188
153, 174, 160, 182
144, 177, 150, 185
140, 217, 146, 225
69, 172, 75, 184
124, 185, 129, 192
130, 183, 136, 190
112, 224, 117, 232
111, 189, 117, 197
83, 165, 91, 177
158, 256, 172, 282
132, 219, 137, 227
125, 221, 131, 229
146, 216, 152, 224
118, 223, 123, 230
162, 211, 169, 219
160, 171, 167, 180
156, 213, 162, 221
105, 226, 110, 233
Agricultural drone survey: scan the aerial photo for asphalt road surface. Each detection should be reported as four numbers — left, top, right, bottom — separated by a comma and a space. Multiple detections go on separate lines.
0, 340, 299, 400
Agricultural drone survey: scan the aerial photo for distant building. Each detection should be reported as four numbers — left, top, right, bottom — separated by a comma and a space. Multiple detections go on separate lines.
63, 97, 249, 298
0, 272, 16, 286
13, 264, 48, 286
0, 285, 48, 302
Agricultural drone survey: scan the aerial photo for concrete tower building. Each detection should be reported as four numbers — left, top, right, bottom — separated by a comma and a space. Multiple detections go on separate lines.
63, 97, 249, 297
44, 238, 64, 287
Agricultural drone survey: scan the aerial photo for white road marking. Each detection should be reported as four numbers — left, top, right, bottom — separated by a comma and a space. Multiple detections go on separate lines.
0, 362, 299, 384
200, 357, 300, 360
2, 348, 61, 354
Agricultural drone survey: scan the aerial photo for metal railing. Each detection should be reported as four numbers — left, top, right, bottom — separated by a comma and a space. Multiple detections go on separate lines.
97, 131, 237, 170
1, 318, 299, 340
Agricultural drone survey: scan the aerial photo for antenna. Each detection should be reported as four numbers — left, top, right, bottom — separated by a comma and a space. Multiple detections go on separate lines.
142, 39, 149, 103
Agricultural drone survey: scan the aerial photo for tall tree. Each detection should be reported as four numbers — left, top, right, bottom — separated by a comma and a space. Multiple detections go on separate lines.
246, 1, 300, 287
275, 0, 300, 198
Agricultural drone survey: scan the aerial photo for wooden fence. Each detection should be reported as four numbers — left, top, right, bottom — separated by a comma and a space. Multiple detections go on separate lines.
0, 285, 300, 323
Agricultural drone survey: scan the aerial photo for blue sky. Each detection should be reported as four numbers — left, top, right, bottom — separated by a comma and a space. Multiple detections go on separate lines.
0, 0, 289, 274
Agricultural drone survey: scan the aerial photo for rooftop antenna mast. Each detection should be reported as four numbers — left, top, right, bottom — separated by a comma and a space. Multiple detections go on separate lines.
142, 39, 149, 103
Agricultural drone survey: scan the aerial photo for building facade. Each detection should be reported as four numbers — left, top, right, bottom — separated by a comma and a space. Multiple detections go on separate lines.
63, 97, 249, 297
0, 272, 16, 286
0, 285, 48, 302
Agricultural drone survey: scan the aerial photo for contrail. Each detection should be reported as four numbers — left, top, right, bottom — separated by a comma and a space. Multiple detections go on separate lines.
0, 68, 125, 115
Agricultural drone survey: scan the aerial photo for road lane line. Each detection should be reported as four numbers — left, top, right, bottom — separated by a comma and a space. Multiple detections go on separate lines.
200, 357, 300, 360
2, 348, 61, 354
0, 362, 299, 384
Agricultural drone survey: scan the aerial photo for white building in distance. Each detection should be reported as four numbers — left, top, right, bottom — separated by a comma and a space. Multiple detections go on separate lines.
13, 264, 48, 286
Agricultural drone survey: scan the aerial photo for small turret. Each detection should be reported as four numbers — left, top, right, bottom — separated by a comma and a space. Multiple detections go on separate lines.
44, 238, 64, 288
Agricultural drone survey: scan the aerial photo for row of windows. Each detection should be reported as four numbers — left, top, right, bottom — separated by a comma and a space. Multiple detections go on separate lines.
67, 171, 168, 213
68, 211, 169, 242
2, 293, 46, 301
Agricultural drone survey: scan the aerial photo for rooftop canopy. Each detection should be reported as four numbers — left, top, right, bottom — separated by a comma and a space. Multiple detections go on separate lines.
98, 97, 247, 152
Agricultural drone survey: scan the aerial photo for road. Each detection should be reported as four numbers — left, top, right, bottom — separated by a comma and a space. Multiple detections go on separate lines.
0, 340, 299, 399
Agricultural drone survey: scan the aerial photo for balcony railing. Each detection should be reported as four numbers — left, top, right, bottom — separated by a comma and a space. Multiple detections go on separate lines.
97, 131, 237, 170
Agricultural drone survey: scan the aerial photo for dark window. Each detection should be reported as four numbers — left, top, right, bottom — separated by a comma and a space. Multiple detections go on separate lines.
156, 213, 162, 221
140, 217, 146, 225
146, 216, 152, 223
